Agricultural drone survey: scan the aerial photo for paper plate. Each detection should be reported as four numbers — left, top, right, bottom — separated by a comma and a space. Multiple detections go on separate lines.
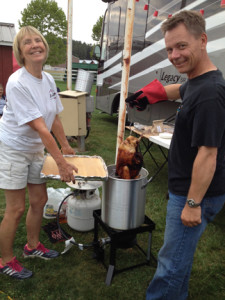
159, 132, 173, 139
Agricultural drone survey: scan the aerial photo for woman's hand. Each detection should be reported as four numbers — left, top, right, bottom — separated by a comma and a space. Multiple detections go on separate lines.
28, 117, 78, 183
61, 145, 75, 155
57, 160, 78, 183
59, 145, 78, 183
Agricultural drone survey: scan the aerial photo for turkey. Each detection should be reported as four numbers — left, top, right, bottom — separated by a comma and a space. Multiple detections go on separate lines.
116, 136, 143, 179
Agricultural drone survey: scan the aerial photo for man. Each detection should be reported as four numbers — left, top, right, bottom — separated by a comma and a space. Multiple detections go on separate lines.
126, 10, 225, 300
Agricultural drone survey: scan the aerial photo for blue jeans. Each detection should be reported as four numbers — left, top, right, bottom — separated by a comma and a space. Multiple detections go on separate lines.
146, 191, 225, 300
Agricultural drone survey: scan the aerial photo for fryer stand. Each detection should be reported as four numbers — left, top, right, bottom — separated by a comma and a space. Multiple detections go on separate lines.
93, 209, 156, 286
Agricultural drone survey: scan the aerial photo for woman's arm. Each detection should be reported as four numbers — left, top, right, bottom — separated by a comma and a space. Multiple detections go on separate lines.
51, 115, 75, 155
28, 117, 78, 183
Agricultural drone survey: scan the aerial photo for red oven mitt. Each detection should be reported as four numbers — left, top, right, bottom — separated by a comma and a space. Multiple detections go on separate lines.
125, 79, 168, 111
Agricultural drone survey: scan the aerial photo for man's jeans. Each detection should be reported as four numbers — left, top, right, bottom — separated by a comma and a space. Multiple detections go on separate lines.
146, 192, 225, 300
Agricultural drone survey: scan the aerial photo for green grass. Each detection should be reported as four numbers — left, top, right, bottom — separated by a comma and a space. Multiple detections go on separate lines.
0, 81, 225, 299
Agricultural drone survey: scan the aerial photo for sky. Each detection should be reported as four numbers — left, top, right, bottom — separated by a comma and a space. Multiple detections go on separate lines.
0, 0, 107, 44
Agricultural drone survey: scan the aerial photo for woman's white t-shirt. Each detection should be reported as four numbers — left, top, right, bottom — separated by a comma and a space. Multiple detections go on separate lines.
0, 67, 63, 153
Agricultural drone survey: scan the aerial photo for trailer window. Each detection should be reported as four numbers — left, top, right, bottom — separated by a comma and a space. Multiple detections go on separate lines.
146, 0, 184, 45
145, 0, 214, 45
101, 9, 109, 61
108, 7, 121, 57
132, 0, 149, 53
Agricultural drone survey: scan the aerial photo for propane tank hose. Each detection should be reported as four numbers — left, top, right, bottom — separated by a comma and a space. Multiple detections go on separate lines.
56, 191, 98, 250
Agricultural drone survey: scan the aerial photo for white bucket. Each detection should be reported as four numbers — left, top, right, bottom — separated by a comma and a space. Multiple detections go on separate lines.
75, 69, 94, 95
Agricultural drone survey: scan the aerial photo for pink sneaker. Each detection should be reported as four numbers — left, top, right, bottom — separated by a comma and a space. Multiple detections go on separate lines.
23, 242, 59, 260
0, 257, 32, 279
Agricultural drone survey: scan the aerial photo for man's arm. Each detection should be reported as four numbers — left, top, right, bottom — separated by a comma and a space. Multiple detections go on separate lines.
181, 146, 217, 227
125, 79, 181, 111
164, 84, 181, 100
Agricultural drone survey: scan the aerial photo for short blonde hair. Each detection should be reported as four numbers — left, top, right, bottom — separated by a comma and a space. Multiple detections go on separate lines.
13, 26, 49, 67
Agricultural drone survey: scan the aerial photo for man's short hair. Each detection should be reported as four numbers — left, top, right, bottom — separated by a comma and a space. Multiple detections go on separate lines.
161, 10, 206, 38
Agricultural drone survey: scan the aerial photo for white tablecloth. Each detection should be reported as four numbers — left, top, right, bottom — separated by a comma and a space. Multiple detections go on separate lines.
149, 135, 171, 150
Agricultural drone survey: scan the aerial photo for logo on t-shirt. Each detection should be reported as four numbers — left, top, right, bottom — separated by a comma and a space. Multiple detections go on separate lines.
49, 89, 57, 100
177, 104, 183, 114
4, 96, 8, 110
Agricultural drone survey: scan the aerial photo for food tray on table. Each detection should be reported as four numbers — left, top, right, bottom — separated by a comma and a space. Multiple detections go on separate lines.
40, 155, 108, 181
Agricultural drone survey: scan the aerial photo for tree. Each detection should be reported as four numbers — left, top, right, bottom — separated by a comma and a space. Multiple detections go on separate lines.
19, 0, 67, 66
72, 41, 93, 60
91, 16, 103, 43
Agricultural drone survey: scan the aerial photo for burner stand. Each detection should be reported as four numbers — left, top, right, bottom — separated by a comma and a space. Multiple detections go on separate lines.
93, 209, 156, 285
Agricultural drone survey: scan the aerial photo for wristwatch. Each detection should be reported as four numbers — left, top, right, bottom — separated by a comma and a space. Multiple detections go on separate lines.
186, 198, 201, 208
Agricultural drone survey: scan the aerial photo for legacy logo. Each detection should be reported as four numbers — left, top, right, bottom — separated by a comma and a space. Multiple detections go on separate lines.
49, 89, 57, 100
160, 72, 186, 84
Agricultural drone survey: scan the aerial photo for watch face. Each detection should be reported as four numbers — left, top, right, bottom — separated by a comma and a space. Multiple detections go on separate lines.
188, 199, 195, 207
187, 199, 200, 207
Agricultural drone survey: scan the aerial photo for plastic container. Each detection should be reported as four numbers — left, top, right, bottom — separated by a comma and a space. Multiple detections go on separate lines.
43, 187, 71, 219
86, 95, 95, 113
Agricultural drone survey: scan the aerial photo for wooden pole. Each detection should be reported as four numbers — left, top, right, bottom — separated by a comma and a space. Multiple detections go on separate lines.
115, 0, 136, 162
67, 0, 73, 90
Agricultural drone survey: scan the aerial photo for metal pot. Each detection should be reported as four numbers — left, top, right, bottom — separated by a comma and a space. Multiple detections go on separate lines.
101, 164, 149, 230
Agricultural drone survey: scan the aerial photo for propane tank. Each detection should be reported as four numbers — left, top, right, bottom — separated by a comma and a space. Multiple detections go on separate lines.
67, 189, 101, 231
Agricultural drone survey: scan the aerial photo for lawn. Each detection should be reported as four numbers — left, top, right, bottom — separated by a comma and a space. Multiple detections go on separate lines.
0, 82, 225, 300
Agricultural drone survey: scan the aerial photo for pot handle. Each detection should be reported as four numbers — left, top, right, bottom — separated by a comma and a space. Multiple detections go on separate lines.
141, 159, 168, 189
141, 176, 153, 189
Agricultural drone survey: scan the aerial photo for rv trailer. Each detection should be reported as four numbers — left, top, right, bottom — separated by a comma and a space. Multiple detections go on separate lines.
96, 0, 225, 125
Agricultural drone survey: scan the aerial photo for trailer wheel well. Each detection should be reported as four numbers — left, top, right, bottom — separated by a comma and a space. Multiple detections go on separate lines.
111, 93, 130, 125
112, 93, 120, 114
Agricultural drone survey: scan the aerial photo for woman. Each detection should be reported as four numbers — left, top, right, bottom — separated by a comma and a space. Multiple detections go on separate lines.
0, 26, 78, 279
0, 83, 6, 118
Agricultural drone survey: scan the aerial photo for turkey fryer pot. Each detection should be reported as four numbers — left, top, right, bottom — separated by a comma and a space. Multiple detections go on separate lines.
101, 165, 149, 230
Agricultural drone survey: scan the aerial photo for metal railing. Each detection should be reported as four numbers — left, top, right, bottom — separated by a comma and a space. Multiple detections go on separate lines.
44, 68, 97, 82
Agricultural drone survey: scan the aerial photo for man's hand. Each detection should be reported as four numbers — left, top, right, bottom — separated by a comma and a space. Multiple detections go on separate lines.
125, 91, 149, 111
181, 204, 202, 227
125, 79, 168, 111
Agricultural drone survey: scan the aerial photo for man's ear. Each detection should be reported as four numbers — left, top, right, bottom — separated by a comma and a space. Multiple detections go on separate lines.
201, 33, 207, 50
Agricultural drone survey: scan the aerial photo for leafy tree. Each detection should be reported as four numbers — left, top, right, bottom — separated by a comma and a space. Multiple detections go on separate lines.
19, 0, 67, 66
72, 41, 93, 60
92, 16, 103, 43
